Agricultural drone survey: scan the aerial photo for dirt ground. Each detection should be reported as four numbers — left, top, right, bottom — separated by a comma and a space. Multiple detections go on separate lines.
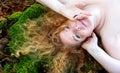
0, 0, 36, 20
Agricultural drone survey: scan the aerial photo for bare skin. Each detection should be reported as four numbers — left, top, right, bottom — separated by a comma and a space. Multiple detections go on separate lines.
37, 0, 120, 72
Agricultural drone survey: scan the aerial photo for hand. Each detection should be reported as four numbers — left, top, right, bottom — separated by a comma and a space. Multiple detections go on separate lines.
62, 5, 91, 20
73, 10, 91, 20
81, 33, 98, 51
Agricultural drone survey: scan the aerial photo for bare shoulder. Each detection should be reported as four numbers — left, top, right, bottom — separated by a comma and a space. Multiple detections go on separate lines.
101, 35, 120, 60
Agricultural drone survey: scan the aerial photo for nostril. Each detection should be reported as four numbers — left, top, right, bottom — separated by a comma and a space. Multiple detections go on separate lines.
75, 25, 81, 31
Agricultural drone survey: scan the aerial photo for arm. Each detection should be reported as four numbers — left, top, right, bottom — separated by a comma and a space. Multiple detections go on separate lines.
36, 0, 66, 14
58, 0, 67, 4
36, 0, 91, 20
82, 33, 120, 73
88, 44, 120, 72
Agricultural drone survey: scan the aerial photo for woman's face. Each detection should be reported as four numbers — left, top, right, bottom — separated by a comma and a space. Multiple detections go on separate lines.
59, 8, 101, 47
59, 13, 98, 47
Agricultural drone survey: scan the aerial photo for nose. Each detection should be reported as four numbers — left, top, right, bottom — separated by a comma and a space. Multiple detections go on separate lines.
72, 24, 81, 31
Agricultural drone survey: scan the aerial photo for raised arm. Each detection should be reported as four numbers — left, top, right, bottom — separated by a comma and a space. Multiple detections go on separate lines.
82, 33, 120, 73
36, 0, 65, 14
36, 0, 91, 20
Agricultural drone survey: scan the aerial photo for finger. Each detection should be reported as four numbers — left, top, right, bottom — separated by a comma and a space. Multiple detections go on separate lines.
76, 15, 88, 20
91, 32, 98, 41
73, 11, 91, 19
91, 32, 96, 38
74, 14, 89, 20
81, 11, 91, 16
75, 2, 86, 9
73, 14, 78, 18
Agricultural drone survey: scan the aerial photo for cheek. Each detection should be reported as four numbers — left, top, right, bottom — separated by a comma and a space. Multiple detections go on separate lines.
59, 31, 70, 45
81, 29, 92, 37
59, 31, 81, 47
59, 31, 65, 42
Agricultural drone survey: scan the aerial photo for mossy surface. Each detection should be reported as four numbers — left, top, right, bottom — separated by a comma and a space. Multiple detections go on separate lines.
8, 3, 47, 53
0, 12, 22, 29
3, 55, 49, 73
3, 3, 48, 73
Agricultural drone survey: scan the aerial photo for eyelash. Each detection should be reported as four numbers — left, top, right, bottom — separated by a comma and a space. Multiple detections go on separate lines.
66, 26, 69, 29
73, 34, 80, 41
65, 26, 80, 40
75, 34, 80, 38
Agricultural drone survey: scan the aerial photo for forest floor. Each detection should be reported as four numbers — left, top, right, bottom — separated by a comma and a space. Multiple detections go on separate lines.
0, 0, 35, 72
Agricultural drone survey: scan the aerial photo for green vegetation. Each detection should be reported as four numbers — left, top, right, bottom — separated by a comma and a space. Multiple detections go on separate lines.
0, 12, 22, 29
3, 3, 48, 73
8, 3, 47, 53
3, 55, 50, 73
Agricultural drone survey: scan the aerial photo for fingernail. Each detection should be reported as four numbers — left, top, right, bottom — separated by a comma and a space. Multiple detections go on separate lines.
73, 15, 77, 18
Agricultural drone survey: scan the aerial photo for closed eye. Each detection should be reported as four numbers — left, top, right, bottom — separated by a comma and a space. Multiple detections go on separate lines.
73, 34, 80, 41
75, 34, 80, 38
66, 26, 69, 29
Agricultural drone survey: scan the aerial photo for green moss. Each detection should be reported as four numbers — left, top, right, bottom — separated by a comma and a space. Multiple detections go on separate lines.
0, 12, 22, 29
3, 3, 48, 73
3, 63, 12, 73
14, 56, 39, 73
14, 3, 47, 25
8, 3, 47, 53
3, 54, 50, 73
8, 12, 23, 19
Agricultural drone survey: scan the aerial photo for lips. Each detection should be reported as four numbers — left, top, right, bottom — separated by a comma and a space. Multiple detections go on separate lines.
80, 20, 87, 27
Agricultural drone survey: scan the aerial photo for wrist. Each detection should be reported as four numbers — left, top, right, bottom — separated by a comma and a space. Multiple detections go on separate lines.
86, 46, 101, 55
86, 46, 99, 53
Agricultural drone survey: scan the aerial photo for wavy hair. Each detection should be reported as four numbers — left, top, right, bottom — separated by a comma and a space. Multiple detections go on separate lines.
14, 10, 102, 73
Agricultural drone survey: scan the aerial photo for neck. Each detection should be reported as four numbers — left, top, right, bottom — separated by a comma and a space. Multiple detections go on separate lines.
94, 7, 106, 35
84, 3, 106, 35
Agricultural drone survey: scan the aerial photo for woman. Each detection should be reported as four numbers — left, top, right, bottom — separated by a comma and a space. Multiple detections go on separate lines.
37, 0, 120, 72
14, 10, 101, 73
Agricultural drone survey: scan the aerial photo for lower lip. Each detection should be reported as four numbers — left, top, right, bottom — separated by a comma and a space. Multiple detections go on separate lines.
80, 20, 87, 27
